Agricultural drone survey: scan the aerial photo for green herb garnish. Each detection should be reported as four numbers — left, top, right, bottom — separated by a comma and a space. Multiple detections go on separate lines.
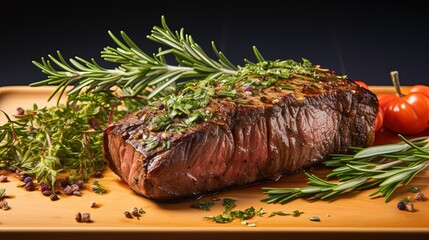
292, 210, 304, 217
0, 188, 5, 199
222, 198, 236, 212
204, 212, 234, 223
269, 211, 290, 217
261, 135, 429, 204
205, 206, 256, 223
191, 201, 215, 211
138, 208, 146, 214
256, 207, 266, 217
409, 186, 420, 193
230, 207, 255, 221
91, 180, 107, 194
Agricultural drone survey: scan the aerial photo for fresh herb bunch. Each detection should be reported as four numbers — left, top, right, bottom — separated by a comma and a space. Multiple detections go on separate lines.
261, 135, 429, 204
0, 91, 144, 186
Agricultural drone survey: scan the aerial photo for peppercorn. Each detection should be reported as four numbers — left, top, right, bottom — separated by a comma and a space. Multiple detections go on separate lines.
39, 183, 51, 192
73, 191, 82, 196
25, 181, 35, 191
1, 201, 8, 208
1, 201, 11, 211
0, 175, 8, 182
23, 176, 33, 184
124, 211, 133, 218
156, 102, 164, 110
42, 190, 52, 196
415, 192, 426, 201
82, 213, 91, 222
64, 185, 73, 195
94, 171, 103, 178
75, 212, 91, 222
397, 201, 406, 210
71, 184, 80, 192
405, 202, 415, 212
16, 107, 25, 115
130, 207, 139, 217
75, 212, 82, 222
76, 180, 85, 189
60, 179, 69, 188
50, 193, 59, 201
90, 201, 97, 208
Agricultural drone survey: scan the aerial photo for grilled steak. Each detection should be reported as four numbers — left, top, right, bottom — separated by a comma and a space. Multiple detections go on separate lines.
103, 61, 378, 201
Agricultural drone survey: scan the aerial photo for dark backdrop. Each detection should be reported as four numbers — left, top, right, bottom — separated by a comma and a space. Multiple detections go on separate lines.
1, 2, 428, 87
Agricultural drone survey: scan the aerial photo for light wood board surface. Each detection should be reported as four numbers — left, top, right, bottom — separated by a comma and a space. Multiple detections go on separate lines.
1, 86, 428, 240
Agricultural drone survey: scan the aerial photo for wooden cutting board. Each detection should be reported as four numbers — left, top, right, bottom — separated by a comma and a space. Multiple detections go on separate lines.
1, 86, 428, 240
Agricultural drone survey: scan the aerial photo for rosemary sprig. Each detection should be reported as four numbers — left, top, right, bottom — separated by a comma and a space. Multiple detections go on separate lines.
261, 135, 429, 204
30, 15, 239, 103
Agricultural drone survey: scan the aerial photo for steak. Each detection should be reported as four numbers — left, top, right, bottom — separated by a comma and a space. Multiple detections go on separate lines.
103, 63, 378, 201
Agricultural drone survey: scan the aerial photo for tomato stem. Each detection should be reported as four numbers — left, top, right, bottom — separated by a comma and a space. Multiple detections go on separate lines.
390, 71, 404, 97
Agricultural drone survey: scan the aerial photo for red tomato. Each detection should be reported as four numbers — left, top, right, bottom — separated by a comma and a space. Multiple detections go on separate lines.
374, 106, 384, 132
353, 80, 369, 90
377, 93, 397, 112
383, 92, 429, 135
408, 85, 429, 99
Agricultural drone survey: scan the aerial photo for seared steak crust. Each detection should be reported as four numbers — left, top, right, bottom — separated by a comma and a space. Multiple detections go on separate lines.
103, 74, 378, 201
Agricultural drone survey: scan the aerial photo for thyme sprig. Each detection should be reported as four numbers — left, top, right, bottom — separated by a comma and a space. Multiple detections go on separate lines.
261, 135, 429, 204
0, 91, 144, 186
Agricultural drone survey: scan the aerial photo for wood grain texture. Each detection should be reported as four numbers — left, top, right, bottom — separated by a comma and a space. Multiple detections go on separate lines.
1, 86, 428, 240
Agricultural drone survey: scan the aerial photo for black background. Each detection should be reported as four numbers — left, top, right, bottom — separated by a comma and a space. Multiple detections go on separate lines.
1, 1, 428, 87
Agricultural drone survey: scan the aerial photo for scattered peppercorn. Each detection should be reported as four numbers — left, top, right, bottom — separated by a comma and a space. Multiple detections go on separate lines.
156, 102, 164, 110
50, 193, 59, 201
130, 207, 140, 217
82, 213, 91, 222
90, 201, 97, 208
25, 181, 35, 191
76, 180, 85, 189
75, 212, 82, 222
71, 184, 80, 192
94, 171, 103, 178
39, 183, 51, 192
42, 190, 52, 196
23, 176, 33, 184
75, 212, 91, 223
16, 107, 25, 115
397, 201, 406, 210
60, 179, 69, 188
0, 175, 8, 182
73, 191, 82, 196
124, 211, 133, 219
415, 192, 426, 201
405, 202, 415, 212
64, 185, 74, 195
1, 201, 11, 210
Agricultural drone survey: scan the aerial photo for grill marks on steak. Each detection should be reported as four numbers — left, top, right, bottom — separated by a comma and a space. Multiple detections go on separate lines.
103, 76, 378, 201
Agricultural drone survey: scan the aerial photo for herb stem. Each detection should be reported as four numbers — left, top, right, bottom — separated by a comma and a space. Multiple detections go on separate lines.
262, 135, 429, 204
